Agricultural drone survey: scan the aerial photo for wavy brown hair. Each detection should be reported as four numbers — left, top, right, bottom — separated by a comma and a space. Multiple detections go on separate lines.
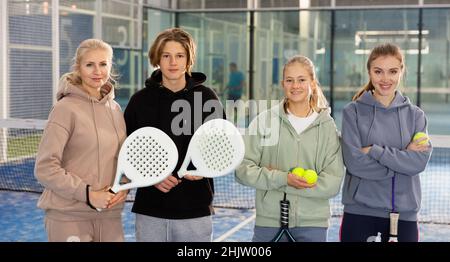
148, 28, 196, 75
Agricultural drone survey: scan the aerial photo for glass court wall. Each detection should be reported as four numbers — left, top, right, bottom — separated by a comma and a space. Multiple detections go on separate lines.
178, 12, 248, 101
332, 9, 420, 130
2, 0, 146, 114
172, 7, 450, 136
1, 1, 449, 137
252, 11, 331, 101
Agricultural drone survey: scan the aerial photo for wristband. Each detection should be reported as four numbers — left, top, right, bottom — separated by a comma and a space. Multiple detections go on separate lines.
86, 185, 96, 210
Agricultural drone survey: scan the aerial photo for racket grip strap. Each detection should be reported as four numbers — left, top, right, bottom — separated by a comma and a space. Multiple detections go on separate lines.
86, 185, 96, 210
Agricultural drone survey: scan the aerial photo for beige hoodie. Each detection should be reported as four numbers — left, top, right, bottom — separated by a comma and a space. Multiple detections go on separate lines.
35, 75, 126, 220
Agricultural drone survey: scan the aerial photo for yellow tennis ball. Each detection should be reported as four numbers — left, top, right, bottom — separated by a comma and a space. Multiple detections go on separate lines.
291, 167, 305, 178
413, 132, 429, 145
303, 169, 318, 184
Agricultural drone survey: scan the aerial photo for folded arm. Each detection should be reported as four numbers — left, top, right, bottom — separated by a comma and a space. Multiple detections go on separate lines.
341, 105, 394, 180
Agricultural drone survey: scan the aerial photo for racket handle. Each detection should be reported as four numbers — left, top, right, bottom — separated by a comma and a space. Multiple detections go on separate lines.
110, 183, 134, 193
95, 188, 117, 212
179, 170, 204, 178
177, 149, 192, 178
389, 212, 399, 242
177, 169, 187, 178
279, 199, 290, 227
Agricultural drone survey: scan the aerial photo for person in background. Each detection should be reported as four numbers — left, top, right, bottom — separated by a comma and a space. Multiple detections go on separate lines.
226, 62, 245, 101
124, 28, 224, 242
35, 39, 127, 242
348, 64, 362, 87
340, 43, 432, 242
236, 55, 345, 242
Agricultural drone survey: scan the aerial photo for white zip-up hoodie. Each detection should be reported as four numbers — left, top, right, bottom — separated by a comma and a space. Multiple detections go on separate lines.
35, 75, 126, 220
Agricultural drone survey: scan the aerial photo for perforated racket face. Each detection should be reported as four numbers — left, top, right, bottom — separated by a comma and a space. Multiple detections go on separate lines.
116, 127, 178, 189
126, 137, 170, 177
190, 119, 244, 177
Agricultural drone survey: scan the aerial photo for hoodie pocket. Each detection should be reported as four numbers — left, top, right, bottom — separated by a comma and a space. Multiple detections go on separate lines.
354, 179, 392, 210
353, 176, 421, 212
392, 174, 421, 212
259, 190, 284, 218
37, 189, 80, 211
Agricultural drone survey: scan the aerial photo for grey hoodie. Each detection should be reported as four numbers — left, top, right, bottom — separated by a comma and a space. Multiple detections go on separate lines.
341, 90, 432, 221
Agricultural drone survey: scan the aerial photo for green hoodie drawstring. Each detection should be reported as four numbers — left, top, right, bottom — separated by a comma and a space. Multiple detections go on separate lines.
314, 121, 321, 172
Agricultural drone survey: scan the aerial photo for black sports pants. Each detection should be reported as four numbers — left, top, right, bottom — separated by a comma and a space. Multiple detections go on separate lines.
340, 212, 419, 242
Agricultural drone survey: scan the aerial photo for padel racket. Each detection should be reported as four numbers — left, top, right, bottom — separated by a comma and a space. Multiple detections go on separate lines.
271, 193, 296, 242
177, 119, 244, 178
97, 126, 178, 211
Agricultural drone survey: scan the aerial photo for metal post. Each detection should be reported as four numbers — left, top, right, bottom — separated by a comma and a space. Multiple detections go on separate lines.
329, 10, 335, 117
0, 0, 8, 120
249, 11, 254, 100
0, 0, 8, 162
52, 0, 60, 105
417, 8, 423, 107
95, 0, 102, 38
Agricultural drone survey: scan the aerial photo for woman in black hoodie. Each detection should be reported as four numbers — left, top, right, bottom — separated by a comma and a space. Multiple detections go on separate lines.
124, 28, 224, 242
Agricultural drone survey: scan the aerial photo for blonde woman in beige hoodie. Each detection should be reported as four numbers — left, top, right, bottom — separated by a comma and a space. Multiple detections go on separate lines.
34, 39, 127, 242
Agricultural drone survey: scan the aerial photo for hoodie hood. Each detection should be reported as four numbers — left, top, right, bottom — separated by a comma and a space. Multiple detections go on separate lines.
144, 69, 207, 96
357, 90, 411, 109
56, 74, 115, 103
355, 90, 413, 150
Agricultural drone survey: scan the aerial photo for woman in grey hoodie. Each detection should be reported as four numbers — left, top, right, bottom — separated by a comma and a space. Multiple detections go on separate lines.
340, 43, 432, 242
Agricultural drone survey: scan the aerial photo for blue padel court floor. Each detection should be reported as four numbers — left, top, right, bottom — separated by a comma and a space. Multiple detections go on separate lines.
1, 191, 450, 242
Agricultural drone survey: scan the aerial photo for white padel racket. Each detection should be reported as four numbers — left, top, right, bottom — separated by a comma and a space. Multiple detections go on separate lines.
177, 119, 245, 178
97, 127, 178, 211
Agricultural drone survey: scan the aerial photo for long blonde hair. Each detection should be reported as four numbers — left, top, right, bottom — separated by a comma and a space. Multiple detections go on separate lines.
64, 38, 117, 87
148, 28, 196, 75
352, 43, 405, 101
282, 55, 328, 112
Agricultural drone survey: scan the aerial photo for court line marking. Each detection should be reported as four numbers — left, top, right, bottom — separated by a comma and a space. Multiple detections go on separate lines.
213, 212, 256, 242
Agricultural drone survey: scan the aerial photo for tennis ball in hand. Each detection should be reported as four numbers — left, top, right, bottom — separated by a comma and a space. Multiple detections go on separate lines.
291, 167, 305, 178
413, 132, 429, 145
303, 169, 318, 184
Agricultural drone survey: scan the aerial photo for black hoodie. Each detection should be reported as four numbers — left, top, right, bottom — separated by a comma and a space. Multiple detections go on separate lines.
124, 69, 225, 219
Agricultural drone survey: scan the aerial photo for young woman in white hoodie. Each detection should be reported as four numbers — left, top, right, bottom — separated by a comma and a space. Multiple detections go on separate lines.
35, 39, 127, 242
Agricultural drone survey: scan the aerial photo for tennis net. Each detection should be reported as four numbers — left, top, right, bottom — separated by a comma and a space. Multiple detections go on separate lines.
0, 118, 449, 224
